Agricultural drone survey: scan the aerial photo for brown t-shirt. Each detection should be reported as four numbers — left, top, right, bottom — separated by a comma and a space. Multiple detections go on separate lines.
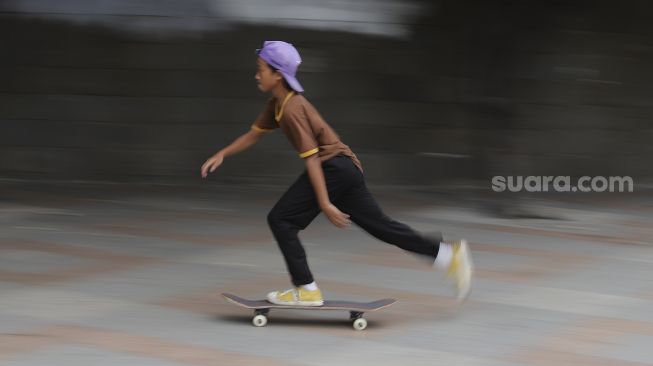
251, 94, 363, 173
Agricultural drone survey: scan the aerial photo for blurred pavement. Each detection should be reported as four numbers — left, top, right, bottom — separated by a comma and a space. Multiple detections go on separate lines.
1, 179, 652, 365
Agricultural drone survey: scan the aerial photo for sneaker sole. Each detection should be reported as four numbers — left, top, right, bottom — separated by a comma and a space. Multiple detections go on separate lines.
297, 301, 324, 306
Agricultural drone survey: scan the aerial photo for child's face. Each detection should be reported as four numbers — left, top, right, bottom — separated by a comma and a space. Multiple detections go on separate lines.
255, 57, 283, 92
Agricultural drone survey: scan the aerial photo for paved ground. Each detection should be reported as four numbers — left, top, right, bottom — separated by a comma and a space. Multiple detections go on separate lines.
1, 179, 652, 365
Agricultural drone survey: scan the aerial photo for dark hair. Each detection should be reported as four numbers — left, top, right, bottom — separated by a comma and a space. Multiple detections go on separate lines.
265, 62, 293, 91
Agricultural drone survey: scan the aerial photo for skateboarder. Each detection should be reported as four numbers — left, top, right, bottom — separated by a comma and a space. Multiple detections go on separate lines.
201, 41, 473, 306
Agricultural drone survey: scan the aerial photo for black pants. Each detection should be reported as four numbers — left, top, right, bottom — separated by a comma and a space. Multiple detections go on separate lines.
267, 154, 442, 287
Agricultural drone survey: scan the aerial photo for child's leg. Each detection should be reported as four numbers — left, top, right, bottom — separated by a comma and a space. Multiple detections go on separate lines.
267, 157, 357, 287
267, 181, 320, 287
334, 172, 474, 301
334, 179, 442, 260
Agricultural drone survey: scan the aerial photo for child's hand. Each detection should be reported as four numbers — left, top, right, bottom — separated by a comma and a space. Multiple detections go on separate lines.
321, 203, 351, 228
201, 153, 224, 178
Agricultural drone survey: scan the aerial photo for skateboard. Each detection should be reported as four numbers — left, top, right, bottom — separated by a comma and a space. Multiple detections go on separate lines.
222, 293, 396, 331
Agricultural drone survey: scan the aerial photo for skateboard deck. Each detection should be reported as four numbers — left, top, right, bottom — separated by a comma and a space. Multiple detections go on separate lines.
222, 293, 396, 330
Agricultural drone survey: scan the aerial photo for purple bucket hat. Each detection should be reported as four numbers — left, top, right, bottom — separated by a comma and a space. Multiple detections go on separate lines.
256, 41, 304, 93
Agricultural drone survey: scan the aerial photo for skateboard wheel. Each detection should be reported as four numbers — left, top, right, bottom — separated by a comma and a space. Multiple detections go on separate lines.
252, 314, 268, 327
352, 318, 367, 331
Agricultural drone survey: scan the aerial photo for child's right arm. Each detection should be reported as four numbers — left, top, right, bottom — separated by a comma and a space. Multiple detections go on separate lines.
200, 130, 263, 178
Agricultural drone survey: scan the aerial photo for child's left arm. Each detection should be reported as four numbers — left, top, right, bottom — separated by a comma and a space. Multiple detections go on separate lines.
305, 154, 351, 228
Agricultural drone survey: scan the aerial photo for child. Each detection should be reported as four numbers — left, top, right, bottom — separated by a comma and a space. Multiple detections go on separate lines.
201, 41, 473, 306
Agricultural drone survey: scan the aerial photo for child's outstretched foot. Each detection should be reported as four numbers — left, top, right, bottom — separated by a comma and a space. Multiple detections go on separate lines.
266, 287, 324, 306
435, 239, 473, 302
447, 239, 473, 301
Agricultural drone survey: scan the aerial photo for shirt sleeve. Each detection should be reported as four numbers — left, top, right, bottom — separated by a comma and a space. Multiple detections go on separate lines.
282, 105, 319, 159
250, 98, 278, 134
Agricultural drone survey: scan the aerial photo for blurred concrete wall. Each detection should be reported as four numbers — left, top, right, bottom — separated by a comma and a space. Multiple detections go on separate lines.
1, 0, 652, 186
